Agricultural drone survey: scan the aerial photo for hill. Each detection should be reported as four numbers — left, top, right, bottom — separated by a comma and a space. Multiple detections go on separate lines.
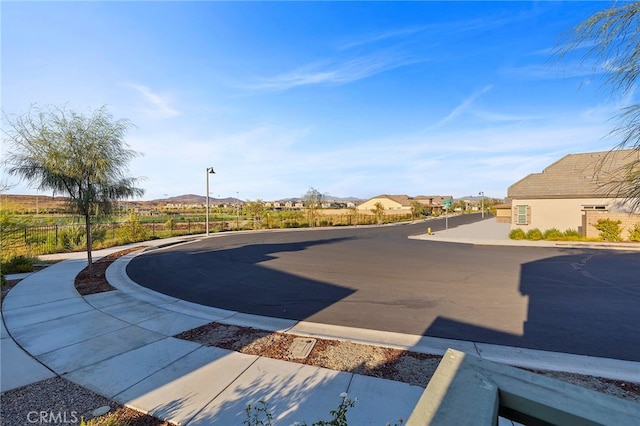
2, 192, 367, 213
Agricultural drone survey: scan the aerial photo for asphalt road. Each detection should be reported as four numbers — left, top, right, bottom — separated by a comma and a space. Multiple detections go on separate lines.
127, 214, 640, 361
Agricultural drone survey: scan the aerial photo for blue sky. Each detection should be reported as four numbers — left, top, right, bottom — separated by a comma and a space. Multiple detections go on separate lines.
1, 1, 630, 201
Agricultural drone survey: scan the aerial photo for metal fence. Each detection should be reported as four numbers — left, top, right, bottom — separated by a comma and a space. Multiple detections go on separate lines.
1, 212, 414, 261
0, 220, 206, 260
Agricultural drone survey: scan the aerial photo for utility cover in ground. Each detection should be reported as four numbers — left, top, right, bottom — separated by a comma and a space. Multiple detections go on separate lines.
288, 338, 317, 359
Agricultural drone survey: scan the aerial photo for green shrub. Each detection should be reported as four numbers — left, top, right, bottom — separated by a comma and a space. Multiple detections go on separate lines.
563, 229, 582, 240
1, 255, 35, 274
525, 228, 543, 241
592, 218, 623, 242
628, 222, 640, 242
165, 217, 176, 235
60, 225, 86, 250
1, 272, 6, 288
509, 229, 526, 240
542, 228, 564, 240
281, 220, 299, 228
91, 224, 108, 244
115, 213, 149, 243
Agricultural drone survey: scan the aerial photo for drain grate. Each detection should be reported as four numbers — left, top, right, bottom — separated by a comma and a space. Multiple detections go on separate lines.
288, 337, 317, 359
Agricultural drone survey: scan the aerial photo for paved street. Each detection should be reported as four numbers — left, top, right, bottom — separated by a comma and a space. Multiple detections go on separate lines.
127, 215, 640, 361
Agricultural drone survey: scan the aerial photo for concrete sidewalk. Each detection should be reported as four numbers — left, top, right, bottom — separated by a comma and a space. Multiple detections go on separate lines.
2, 224, 639, 425
412, 217, 640, 250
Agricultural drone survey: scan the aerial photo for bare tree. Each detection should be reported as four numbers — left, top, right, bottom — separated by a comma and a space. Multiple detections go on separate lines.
3, 105, 144, 277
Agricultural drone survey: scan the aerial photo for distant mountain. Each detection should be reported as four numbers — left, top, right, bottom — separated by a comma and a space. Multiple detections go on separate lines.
156, 194, 203, 203
153, 194, 244, 204
456, 195, 504, 201
328, 195, 365, 202
154, 194, 364, 204
278, 195, 364, 203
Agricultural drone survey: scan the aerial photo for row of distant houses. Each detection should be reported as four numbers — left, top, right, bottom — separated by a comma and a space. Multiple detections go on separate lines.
263, 200, 358, 210
356, 195, 453, 212
161, 196, 452, 213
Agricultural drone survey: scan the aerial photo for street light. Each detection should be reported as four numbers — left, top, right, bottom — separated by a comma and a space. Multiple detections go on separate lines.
206, 167, 215, 235
479, 191, 484, 219
236, 191, 239, 230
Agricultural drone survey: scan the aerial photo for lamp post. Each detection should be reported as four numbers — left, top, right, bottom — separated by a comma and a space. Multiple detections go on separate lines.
479, 191, 484, 219
206, 167, 215, 235
236, 191, 239, 230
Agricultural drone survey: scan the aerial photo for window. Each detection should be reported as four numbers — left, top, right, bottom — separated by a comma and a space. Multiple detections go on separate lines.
582, 205, 607, 211
516, 205, 529, 225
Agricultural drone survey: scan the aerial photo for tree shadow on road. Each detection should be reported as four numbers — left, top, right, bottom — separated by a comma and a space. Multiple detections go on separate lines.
128, 236, 358, 320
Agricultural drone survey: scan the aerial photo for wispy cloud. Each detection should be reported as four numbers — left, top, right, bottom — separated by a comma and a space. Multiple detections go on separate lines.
240, 11, 526, 94
338, 26, 426, 50
125, 83, 180, 117
242, 49, 427, 92
428, 85, 494, 129
502, 55, 615, 82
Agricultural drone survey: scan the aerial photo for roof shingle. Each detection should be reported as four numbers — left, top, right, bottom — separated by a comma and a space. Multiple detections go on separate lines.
508, 149, 639, 199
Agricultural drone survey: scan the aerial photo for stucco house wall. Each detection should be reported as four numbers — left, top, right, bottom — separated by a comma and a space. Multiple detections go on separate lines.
510, 198, 618, 233
357, 195, 409, 212
494, 203, 512, 223
357, 194, 453, 213
357, 198, 403, 211
508, 149, 639, 234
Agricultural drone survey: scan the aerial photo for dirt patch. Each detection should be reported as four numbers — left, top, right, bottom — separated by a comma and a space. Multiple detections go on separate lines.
176, 322, 640, 399
74, 247, 147, 295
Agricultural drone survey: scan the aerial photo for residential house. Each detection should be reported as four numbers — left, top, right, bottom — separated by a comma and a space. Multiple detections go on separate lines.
494, 203, 513, 224
357, 194, 452, 215
507, 149, 640, 236
357, 194, 412, 212
413, 195, 453, 213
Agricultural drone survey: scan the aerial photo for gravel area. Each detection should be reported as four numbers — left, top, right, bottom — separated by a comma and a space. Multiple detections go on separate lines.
176, 322, 441, 387
2, 249, 638, 426
176, 321, 640, 400
0, 377, 170, 426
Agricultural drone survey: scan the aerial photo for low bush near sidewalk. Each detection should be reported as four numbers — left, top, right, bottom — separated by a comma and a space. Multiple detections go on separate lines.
627, 222, 640, 242
508, 229, 525, 240
1, 255, 35, 274
592, 218, 623, 242
508, 227, 604, 242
